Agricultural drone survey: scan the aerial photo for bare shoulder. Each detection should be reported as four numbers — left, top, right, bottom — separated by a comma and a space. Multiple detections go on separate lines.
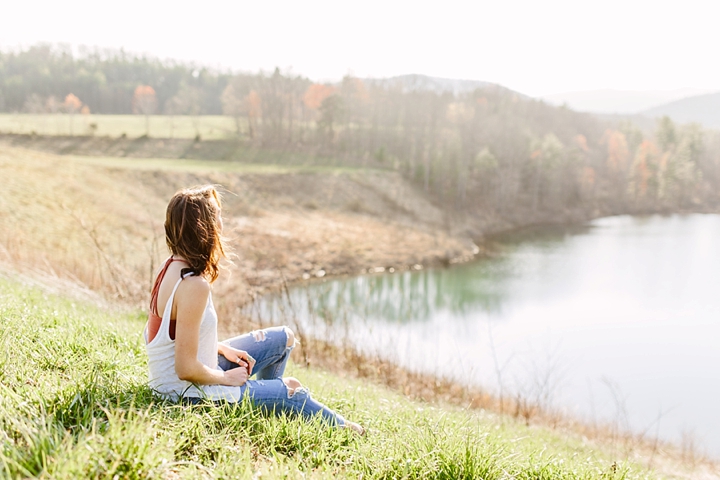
176, 275, 210, 299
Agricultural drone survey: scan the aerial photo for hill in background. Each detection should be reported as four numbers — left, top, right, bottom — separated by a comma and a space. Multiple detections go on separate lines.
541, 88, 716, 115
642, 91, 720, 128
367, 74, 512, 96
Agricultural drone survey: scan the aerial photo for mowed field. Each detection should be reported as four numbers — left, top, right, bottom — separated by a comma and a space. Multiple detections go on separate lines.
0, 113, 242, 139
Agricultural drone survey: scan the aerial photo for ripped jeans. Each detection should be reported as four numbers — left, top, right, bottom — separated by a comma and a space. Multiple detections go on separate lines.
217, 326, 346, 427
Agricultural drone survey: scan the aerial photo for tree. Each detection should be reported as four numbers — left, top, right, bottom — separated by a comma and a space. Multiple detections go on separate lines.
318, 95, 343, 142
63, 94, 82, 135
603, 129, 630, 173
529, 133, 565, 210
656, 116, 677, 152
221, 83, 245, 135
666, 125, 703, 204
303, 84, 335, 111
132, 85, 158, 136
169, 83, 202, 137
245, 90, 262, 140
630, 140, 658, 200
23, 94, 45, 113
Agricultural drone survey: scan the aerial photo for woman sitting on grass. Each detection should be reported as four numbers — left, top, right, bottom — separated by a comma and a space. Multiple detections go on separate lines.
144, 185, 363, 434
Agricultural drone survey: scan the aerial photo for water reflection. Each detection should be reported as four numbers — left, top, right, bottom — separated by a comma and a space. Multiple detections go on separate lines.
252, 214, 720, 458
261, 257, 521, 325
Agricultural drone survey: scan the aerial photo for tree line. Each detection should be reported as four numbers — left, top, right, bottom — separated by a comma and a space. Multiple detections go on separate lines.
2, 44, 719, 217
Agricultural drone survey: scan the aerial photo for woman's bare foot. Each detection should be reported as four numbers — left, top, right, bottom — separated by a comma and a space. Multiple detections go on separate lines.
345, 420, 365, 435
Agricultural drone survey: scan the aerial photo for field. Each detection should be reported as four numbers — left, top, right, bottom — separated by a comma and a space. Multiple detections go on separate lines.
0, 114, 241, 139
1, 140, 718, 478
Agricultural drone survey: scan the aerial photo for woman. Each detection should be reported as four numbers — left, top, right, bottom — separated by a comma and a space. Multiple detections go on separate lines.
144, 185, 363, 433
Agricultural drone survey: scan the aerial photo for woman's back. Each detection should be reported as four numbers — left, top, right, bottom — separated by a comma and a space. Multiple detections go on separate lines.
145, 258, 240, 401
147, 258, 190, 343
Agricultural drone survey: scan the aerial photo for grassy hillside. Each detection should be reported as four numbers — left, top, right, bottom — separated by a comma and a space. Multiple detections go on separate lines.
1, 142, 717, 478
0, 277, 677, 479
0, 114, 238, 140
0, 142, 473, 318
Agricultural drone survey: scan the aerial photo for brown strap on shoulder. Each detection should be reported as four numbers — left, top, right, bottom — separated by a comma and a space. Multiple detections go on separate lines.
149, 257, 179, 316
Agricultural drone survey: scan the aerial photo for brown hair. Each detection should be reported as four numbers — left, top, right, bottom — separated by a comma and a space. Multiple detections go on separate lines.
164, 185, 228, 283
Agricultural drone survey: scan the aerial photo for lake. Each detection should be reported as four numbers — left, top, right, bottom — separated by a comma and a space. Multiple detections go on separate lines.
253, 214, 720, 457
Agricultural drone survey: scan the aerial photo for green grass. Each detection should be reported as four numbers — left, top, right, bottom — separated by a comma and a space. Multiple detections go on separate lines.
0, 114, 239, 140
65, 155, 377, 175
0, 277, 660, 479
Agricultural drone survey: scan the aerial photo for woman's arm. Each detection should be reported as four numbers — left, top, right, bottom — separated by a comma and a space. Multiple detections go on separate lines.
174, 277, 248, 387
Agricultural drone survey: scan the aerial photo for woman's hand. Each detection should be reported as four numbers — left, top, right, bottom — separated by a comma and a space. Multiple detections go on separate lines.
223, 365, 249, 386
219, 344, 256, 376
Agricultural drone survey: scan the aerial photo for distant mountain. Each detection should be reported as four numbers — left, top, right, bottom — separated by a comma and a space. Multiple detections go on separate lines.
642, 92, 720, 128
541, 88, 716, 115
366, 74, 520, 97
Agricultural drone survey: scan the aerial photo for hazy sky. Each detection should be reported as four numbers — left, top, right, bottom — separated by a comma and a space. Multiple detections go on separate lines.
1, 0, 718, 97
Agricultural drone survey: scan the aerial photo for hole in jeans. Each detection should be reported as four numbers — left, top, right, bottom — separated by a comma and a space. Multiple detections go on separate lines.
251, 330, 267, 342
284, 327, 299, 348
287, 386, 308, 399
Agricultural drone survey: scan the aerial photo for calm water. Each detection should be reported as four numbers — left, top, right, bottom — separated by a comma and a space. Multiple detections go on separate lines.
254, 214, 720, 457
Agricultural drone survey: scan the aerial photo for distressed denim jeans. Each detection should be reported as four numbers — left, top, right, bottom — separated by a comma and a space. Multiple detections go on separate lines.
217, 326, 346, 426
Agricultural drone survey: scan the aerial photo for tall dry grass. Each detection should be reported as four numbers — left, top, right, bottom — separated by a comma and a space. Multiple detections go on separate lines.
1, 146, 168, 305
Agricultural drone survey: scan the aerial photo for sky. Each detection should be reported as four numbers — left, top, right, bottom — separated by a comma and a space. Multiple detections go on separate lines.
1, 0, 719, 98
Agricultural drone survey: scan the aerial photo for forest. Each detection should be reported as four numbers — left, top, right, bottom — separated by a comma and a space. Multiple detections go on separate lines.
2, 44, 720, 221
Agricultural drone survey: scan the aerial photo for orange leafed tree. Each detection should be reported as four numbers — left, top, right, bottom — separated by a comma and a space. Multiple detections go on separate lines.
574, 134, 589, 153
132, 86, 157, 115
132, 85, 158, 135
602, 129, 630, 172
633, 140, 659, 198
63, 94, 82, 114
63, 94, 83, 135
303, 84, 335, 110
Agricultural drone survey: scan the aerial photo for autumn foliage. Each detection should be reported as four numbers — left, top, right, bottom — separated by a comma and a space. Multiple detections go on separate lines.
63, 94, 82, 114
132, 86, 158, 115
303, 84, 335, 110
602, 129, 630, 172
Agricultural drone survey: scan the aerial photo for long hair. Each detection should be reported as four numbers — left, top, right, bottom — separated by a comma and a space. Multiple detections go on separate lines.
164, 185, 228, 283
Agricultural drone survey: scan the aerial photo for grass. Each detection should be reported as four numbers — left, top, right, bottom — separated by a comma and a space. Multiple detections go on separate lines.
0, 276, 660, 479
0, 142, 713, 478
0, 114, 239, 140
66, 155, 377, 175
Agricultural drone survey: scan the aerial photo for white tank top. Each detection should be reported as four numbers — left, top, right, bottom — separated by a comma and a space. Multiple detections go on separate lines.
144, 274, 242, 401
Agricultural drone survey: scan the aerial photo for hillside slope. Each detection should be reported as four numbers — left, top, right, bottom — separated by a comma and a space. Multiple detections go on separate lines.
0, 142, 475, 323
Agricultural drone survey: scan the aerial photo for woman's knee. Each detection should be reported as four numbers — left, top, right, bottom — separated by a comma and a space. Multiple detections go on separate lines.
282, 376, 303, 395
283, 326, 296, 348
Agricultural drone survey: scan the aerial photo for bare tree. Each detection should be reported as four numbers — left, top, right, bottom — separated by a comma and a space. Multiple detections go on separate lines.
132, 85, 158, 136
221, 82, 246, 136
169, 83, 202, 138
62, 94, 82, 135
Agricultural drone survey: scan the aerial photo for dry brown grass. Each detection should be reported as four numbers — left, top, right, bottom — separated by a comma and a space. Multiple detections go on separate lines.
1, 147, 164, 306
0, 143, 474, 311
